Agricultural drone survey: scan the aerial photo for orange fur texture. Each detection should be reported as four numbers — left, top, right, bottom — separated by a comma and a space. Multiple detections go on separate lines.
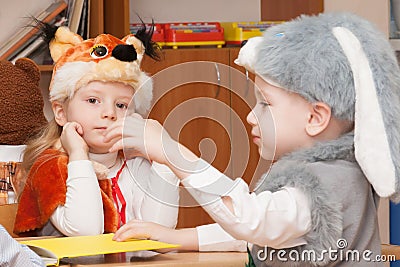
14, 149, 118, 235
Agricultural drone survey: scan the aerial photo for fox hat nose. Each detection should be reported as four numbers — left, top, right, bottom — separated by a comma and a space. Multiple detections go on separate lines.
112, 44, 138, 62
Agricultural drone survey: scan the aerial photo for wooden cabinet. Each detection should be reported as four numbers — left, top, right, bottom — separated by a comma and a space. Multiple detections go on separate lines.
141, 48, 270, 228
261, 0, 323, 21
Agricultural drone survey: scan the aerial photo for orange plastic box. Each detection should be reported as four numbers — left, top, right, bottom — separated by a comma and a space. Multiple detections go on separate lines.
163, 22, 225, 49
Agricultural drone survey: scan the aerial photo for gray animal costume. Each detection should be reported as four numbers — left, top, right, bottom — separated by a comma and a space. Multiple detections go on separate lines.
235, 12, 400, 266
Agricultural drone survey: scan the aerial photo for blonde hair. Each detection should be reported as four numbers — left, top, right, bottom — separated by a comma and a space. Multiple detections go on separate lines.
21, 119, 62, 180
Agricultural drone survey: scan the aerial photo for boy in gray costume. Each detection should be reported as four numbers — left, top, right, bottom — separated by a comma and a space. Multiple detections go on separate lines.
105, 12, 400, 266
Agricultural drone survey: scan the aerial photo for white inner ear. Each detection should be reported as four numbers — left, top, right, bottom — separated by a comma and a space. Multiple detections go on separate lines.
233, 36, 263, 73
332, 27, 395, 197
124, 35, 144, 63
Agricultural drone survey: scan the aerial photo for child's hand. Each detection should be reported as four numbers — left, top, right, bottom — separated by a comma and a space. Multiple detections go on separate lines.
104, 113, 172, 165
112, 219, 199, 251
60, 121, 89, 161
105, 113, 201, 180
113, 219, 174, 242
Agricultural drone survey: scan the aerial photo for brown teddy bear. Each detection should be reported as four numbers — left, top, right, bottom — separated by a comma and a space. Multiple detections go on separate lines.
0, 58, 47, 145
0, 58, 47, 202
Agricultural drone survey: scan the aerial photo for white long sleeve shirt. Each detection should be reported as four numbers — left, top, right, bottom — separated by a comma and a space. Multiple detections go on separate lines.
50, 153, 179, 236
184, 159, 312, 250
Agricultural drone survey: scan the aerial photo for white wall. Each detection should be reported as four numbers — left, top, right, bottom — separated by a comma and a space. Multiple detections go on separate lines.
0, 0, 55, 45
130, 0, 260, 23
324, 0, 390, 37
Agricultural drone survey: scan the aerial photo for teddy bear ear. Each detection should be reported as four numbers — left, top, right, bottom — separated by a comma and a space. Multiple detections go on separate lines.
14, 58, 40, 83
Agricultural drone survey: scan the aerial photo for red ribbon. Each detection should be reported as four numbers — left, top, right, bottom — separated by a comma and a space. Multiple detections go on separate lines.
111, 160, 127, 227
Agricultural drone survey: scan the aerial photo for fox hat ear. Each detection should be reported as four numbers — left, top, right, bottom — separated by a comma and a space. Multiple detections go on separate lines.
36, 21, 83, 63
235, 13, 400, 201
49, 26, 83, 63
121, 21, 161, 63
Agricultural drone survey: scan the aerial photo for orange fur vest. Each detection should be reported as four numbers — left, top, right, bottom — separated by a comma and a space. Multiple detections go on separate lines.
14, 149, 118, 235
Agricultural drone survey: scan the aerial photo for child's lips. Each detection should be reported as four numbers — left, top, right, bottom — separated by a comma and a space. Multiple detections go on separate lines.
95, 127, 107, 131
251, 133, 260, 143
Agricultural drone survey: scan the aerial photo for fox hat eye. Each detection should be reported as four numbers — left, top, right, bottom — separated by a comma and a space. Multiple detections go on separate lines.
90, 45, 108, 59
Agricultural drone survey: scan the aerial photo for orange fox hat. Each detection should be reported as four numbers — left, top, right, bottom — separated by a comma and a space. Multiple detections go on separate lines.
42, 22, 160, 115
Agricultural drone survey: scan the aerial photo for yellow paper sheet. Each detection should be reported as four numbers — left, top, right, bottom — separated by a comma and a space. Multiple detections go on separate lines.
20, 233, 180, 266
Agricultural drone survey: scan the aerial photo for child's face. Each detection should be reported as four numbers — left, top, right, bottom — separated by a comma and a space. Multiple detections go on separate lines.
62, 81, 134, 153
247, 76, 313, 160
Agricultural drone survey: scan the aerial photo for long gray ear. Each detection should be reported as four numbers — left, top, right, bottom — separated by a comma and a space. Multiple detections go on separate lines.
333, 26, 399, 198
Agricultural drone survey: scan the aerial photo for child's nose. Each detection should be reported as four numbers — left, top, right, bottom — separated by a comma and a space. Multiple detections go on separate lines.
246, 109, 257, 126
102, 106, 117, 120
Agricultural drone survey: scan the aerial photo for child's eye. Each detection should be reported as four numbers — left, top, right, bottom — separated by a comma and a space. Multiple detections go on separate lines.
88, 98, 99, 104
259, 101, 270, 107
116, 103, 128, 109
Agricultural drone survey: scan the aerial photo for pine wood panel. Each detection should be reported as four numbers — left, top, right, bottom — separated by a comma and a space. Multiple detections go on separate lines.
103, 0, 130, 38
261, 0, 323, 21
89, 0, 104, 38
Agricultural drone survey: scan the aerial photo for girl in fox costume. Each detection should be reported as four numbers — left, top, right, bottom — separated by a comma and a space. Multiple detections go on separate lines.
14, 23, 179, 237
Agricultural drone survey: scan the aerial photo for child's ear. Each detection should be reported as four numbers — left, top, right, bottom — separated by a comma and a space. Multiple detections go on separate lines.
305, 102, 331, 136
52, 101, 67, 126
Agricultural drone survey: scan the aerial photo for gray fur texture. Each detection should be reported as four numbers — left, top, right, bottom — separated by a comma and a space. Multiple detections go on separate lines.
255, 12, 400, 202
252, 133, 354, 266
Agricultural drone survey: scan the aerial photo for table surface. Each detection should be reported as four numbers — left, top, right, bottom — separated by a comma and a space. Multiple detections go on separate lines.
60, 252, 247, 267
16, 236, 248, 266
60, 251, 248, 267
